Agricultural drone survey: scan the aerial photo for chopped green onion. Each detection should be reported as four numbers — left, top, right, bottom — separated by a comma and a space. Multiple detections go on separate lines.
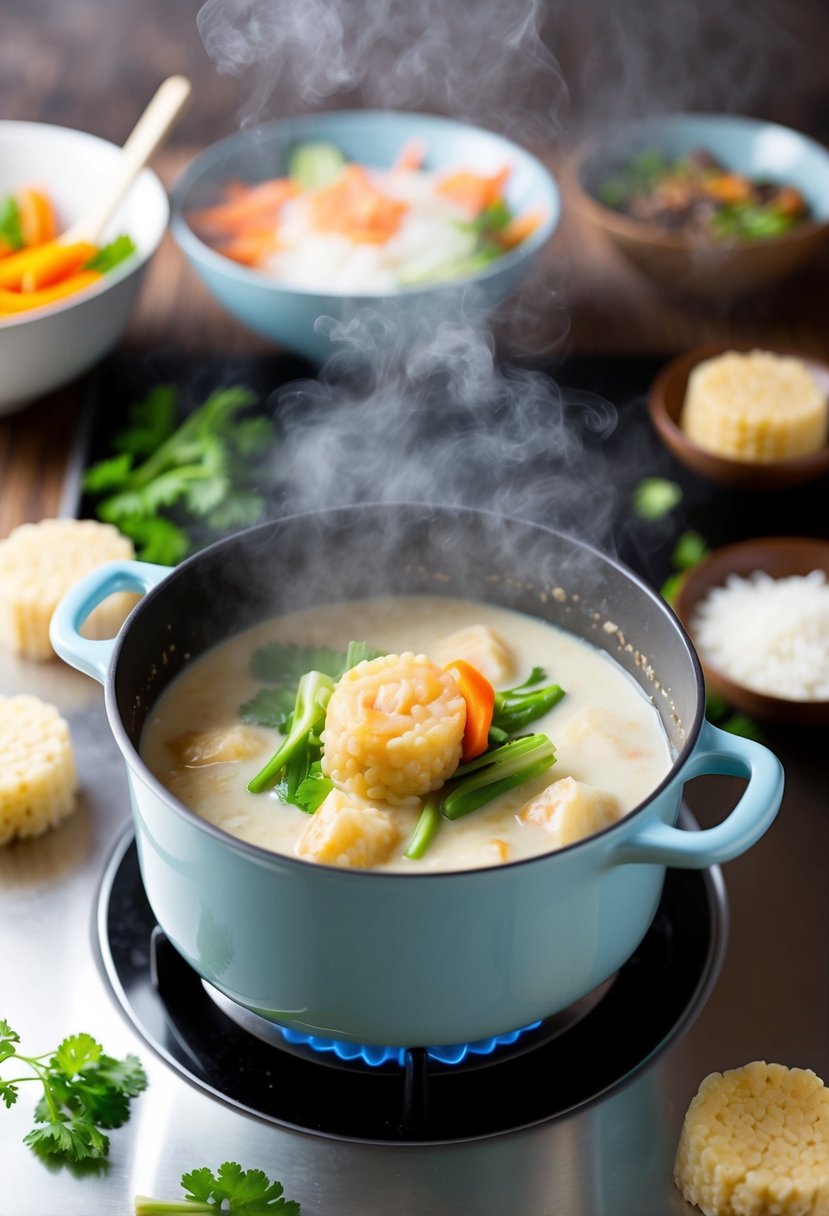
443, 734, 556, 820
404, 793, 442, 860
672, 530, 709, 570
247, 670, 334, 793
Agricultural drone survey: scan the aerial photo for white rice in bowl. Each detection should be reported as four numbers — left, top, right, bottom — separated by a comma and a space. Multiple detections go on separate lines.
690, 569, 829, 701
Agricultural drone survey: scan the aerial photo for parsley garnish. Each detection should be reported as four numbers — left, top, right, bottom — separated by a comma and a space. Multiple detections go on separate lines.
85, 234, 137, 273
135, 1161, 301, 1214
83, 384, 276, 564
0, 1018, 146, 1164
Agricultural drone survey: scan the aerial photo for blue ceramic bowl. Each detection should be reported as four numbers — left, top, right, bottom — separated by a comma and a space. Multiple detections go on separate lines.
573, 113, 829, 296
171, 111, 560, 361
51, 506, 783, 1048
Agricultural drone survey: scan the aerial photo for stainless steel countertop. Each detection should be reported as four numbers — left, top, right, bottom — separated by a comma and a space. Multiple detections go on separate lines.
1, 650, 826, 1216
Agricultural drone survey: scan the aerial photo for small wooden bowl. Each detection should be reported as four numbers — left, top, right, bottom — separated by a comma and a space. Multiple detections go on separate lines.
675, 536, 829, 727
648, 343, 829, 490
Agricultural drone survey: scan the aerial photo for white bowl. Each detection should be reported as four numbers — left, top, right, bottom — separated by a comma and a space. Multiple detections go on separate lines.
0, 121, 169, 414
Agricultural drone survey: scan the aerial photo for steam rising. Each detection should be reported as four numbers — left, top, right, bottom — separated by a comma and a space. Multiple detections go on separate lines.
272, 315, 618, 549
197, 0, 566, 134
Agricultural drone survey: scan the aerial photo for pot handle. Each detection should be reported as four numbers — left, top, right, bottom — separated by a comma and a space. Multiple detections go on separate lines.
49, 559, 170, 683
611, 720, 783, 869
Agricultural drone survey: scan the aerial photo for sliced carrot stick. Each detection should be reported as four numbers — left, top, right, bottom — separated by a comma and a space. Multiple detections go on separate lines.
436, 166, 510, 214
444, 659, 495, 762
217, 230, 281, 267
496, 207, 545, 250
394, 138, 426, 172
21, 241, 98, 292
188, 179, 298, 234
18, 189, 57, 247
0, 240, 96, 291
0, 270, 102, 316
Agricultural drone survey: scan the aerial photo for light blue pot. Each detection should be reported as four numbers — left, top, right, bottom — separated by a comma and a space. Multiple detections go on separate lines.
170, 111, 560, 362
51, 506, 783, 1047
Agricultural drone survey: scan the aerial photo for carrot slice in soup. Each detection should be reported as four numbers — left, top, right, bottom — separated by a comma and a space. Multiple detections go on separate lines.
496, 207, 545, 250
444, 659, 495, 762
394, 139, 426, 171
217, 229, 281, 267
310, 165, 408, 244
189, 179, 298, 235
436, 166, 510, 214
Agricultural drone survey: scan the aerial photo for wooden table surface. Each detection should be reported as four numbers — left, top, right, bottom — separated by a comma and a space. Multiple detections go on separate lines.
2, 144, 829, 540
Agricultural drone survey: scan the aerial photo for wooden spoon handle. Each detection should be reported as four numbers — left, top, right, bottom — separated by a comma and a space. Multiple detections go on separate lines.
63, 75, 192, 245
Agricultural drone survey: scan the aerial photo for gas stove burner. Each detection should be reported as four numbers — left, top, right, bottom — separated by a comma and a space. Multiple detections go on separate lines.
97, 819, 727, 1145
277, 1018, 544, 1068
204, 978, 545, 1070
203, 973, 617, 1073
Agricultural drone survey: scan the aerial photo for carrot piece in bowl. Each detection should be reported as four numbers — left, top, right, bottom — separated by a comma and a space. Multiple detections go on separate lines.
436, 166, 510, 214
310, 165, 408, 244
217, 230, 281, 267
496, 207, 546, 250
189, 179, 298, 235
0, 241, 97, 292
18, 189, 57, 247
0, 270, 102, 316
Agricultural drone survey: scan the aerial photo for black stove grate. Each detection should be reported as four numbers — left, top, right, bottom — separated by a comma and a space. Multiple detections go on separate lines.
97, 826, 726, 1145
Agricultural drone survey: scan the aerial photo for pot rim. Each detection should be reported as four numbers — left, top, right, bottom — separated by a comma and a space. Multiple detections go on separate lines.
104, 502, 707, 879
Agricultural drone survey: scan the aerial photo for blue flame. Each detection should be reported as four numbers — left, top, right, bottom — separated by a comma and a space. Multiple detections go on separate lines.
278, 1021, 543, 1068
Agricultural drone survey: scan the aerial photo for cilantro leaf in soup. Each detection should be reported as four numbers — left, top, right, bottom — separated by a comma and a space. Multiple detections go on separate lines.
239, 686, 297, 730
249, 642, 346, 684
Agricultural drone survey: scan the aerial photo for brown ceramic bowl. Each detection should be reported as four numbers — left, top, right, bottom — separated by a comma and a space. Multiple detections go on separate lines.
675, 536, 829, 727
570, 115, 829, 299
648, 343, 829, 491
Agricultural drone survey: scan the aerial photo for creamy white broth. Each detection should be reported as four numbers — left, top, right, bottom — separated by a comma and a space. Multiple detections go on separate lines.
140, 596, 673, 872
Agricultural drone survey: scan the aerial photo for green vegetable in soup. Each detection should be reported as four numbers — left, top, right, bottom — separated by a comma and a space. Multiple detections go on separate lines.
442, 734, 557, 820
247, 670, 335, 794
288, 141, 346, 192
489, 668, 565, 744
403, 792, 442, 860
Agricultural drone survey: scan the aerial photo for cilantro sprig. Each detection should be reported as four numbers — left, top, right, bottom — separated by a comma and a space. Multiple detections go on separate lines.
0, 1018, 146, 1164
83, 384, 276, 564
134, 1161, 301, 1214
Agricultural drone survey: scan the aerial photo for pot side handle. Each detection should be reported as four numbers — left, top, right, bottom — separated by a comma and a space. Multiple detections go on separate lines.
49, 559, 170, 683
611, 720, 784, 870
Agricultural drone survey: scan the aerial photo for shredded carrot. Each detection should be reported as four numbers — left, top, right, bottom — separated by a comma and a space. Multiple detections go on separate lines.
310, 165, 408, 244
18, 189, 57, 247
0, 270, 102, 316
188, 179, 299, 234
496, 207, 545, 250
216, 230, 281, 267
394, 138, 426, 172
436, 166, 510, 214
444, 659, 495, 762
